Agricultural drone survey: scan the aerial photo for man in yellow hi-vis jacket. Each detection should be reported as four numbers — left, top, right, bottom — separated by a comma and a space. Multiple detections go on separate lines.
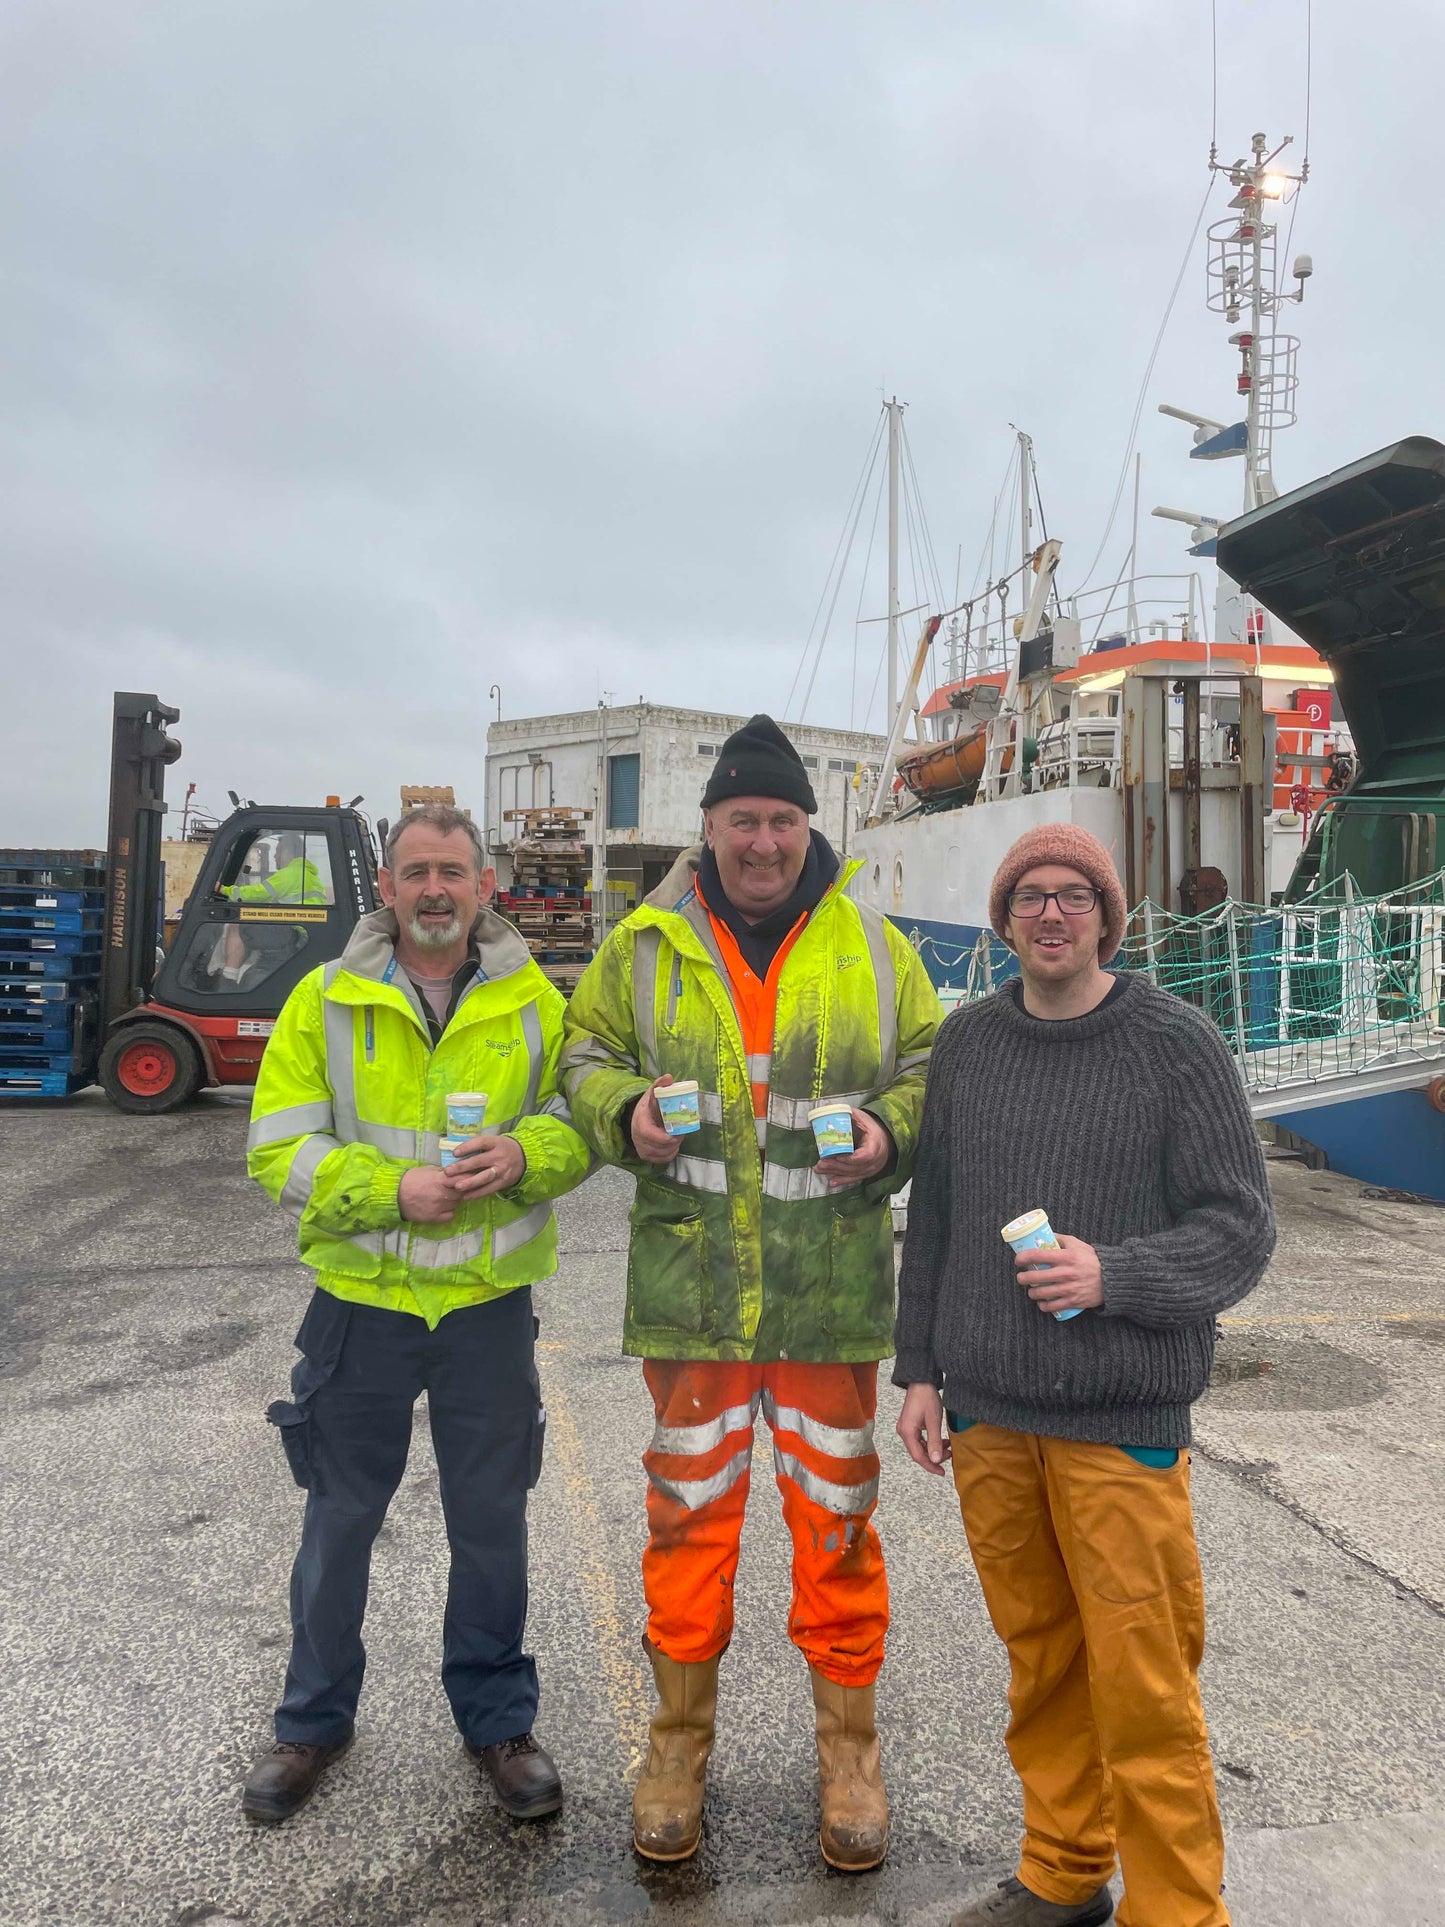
242, 805, 592, 1828
561, 716, 940, 1873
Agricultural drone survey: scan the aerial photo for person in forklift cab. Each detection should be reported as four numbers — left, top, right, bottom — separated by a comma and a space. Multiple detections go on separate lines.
226, 830, 326, 906
243, 804, 592, 1828
215, 832, 328, 984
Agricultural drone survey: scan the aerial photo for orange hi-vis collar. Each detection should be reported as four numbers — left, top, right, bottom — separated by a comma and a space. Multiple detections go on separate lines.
694, 873, 808, 1127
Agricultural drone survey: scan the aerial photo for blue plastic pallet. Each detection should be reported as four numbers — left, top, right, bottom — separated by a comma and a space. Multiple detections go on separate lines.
0, 1067, 94, 1096
0, 953, 102, 982
0, 983, 85, 1007
0, 908, 103, 935
0, 885, 105, 912
0, 851, 106, 890
0, 929, 103, 956
0, 1021, 81, 1051
0, 1045, 84, 1071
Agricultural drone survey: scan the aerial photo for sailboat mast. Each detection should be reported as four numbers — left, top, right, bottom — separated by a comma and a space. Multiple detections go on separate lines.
886, 397, 902, 724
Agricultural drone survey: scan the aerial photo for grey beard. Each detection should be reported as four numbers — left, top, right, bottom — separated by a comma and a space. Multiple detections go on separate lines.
406, 910, 464, 949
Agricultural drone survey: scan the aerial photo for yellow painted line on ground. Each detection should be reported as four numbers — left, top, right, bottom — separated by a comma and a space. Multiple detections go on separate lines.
1219, 1310, 1445, 1329
544, 1381, 650, 1780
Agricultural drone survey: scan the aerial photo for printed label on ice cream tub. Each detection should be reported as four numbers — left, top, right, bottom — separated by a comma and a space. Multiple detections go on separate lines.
656, 1079, 701, 1135
446, 1092, 489, 1136
1001, 1209, 1083, 1322
808, 1103, 856, 1157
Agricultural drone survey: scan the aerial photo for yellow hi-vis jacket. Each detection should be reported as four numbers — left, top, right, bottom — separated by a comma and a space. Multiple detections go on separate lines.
247, 907, 593, 1328
560, 850, 941, 1363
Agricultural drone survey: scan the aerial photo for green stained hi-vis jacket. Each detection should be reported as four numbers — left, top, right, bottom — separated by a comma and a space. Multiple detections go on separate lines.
247, 907, 594, 1329
560, 850, 941, 1363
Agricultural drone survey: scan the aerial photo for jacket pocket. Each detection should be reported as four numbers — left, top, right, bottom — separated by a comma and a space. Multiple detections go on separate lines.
265, 1290, 353, 1490
823, 1192, 895, 1341
627, 1179, 708, 1333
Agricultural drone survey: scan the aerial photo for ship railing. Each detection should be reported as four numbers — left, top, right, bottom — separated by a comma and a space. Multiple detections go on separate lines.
915, 871, 1445, 1104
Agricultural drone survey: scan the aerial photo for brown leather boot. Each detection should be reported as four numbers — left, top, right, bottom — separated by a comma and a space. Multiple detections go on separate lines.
466, 1733, 563, 1819
241, 1735, 352, 1825
631, 1637, 719, 1862
809, 1667, 889, 1871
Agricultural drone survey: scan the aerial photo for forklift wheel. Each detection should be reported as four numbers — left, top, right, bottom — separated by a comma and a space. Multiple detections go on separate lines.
99, 1023, 204, 1115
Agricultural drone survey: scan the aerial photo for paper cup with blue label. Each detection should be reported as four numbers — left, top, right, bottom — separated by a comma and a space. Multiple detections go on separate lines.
446, 1091, 489, 1137
655, 1078, 701, 1136
809, 1102, 856, 1158
1001, 1209, 1083, 1322
439, 1136, 467, 1169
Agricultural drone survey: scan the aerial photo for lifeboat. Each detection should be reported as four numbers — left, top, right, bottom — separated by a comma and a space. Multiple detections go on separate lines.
896, 724, 1014, 801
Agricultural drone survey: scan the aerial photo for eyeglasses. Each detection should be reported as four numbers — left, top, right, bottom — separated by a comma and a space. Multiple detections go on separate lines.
1007, 885, 1100, 917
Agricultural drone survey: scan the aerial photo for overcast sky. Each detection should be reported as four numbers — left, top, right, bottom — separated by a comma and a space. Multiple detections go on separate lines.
5, 0, 1440, 847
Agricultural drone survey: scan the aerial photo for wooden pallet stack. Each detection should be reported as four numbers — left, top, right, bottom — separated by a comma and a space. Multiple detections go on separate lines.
0, 849, 106, 1096
498, 807, 595, 994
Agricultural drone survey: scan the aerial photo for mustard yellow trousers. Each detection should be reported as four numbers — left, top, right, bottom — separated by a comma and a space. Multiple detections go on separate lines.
952, 1423, 1228, 1927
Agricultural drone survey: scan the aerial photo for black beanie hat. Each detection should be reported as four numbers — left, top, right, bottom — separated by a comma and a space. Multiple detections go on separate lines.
701, 714, 818, 815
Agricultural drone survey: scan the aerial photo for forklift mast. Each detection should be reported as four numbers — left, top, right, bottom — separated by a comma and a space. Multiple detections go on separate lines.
101, 693, 183, 1026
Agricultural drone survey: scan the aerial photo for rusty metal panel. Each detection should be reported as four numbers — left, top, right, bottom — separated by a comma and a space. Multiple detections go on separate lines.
1238, 675, 1266, 904
1121, 674, 1170, 909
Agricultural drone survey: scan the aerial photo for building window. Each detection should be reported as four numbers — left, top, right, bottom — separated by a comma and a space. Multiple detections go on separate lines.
696, 741, 718, 757
799, 754, 819, 770
608, 753, 641, 829
827, 758, 858, 773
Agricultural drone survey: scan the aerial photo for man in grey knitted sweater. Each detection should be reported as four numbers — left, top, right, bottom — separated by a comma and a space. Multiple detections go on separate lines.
895, 824, 1275, 1927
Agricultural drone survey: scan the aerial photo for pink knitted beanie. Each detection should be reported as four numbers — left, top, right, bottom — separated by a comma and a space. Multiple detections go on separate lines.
988, 824, 1128, 964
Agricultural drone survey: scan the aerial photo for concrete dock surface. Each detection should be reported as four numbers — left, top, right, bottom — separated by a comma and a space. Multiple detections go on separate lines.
1, 1093, 1442, 1927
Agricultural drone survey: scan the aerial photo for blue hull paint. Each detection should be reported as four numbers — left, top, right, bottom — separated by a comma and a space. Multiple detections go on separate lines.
887, 914, 1017, 991
1274, 1090, 1445, 1201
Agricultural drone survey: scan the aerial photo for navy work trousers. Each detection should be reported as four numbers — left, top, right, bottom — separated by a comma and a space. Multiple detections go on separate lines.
268, 1285, 544, 1749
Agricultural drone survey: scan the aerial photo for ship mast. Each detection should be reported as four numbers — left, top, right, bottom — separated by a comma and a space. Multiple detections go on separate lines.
885, 397, 904, 723
1154, 133, 1312, 642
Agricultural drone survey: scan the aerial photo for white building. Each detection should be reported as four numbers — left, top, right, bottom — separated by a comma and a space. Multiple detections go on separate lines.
484, 704, 888, 908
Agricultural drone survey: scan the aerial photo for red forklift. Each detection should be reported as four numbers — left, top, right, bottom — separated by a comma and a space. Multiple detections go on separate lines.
86, 692, 379, 1112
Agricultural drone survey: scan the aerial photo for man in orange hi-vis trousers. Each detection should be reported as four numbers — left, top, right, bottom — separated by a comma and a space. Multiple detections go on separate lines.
562, 715, 939, 1871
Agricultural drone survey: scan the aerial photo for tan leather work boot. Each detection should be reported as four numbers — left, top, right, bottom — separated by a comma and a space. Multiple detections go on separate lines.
809, 1666, 890, 1870
631, 1637, 719, 1861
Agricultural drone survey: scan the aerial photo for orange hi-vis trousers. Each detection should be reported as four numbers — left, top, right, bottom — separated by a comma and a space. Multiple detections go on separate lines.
641, 1359, 888, 1687
952, 1423, 1228, 1927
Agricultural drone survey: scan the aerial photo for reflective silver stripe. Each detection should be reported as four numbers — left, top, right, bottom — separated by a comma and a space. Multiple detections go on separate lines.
766, 1090, 869, 1131
279, 1133, 341, 1213
634, 928, 662, 1077
418, 1129, 443, 1165
492, 1202, 553, 1259
698, 1091, 723, 1125
561, 1034, 623, 1108
762, 1162, 853, 1202
647, 1440, 754, 1511
773, 1445, 879, 1516
248, 1100, 335, 1151
668, 1154, 730, 1195
762, 1391, 875, 1461
650, 1394, 760, 1457
519, 999, 544, 1120
352, 1117, 416, 1158
409, 1225, 487, 1270
322, 975, 359, 1136
859, 908, 898, 1080
895, 1049, 931, 1076
754, 1114, 768, 1148
537, 1091, 574, 1123
747, 1052, 771, 1083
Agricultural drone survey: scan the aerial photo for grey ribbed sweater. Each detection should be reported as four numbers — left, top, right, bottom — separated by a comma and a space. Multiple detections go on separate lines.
893, 973, 1276, 1447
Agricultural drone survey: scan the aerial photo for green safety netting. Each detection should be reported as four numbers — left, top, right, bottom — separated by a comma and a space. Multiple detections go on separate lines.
915, 867, 1445, 1097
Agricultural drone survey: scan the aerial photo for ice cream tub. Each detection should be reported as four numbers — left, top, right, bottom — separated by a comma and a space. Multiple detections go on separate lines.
1001, 1208, 1082, 1322
439, 1136, 468, 1169
809, 1102, 856, 1157
446, 1091, 489, 1136
656, 1079, 701, 1135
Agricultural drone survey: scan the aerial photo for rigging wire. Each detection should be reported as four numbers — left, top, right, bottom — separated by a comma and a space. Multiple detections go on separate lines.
798, 431, 886, 723
848, 453, 890, 731
1071, 173, 1216, 596
784, 411, 886, 718
1210, 0, 1219, 161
